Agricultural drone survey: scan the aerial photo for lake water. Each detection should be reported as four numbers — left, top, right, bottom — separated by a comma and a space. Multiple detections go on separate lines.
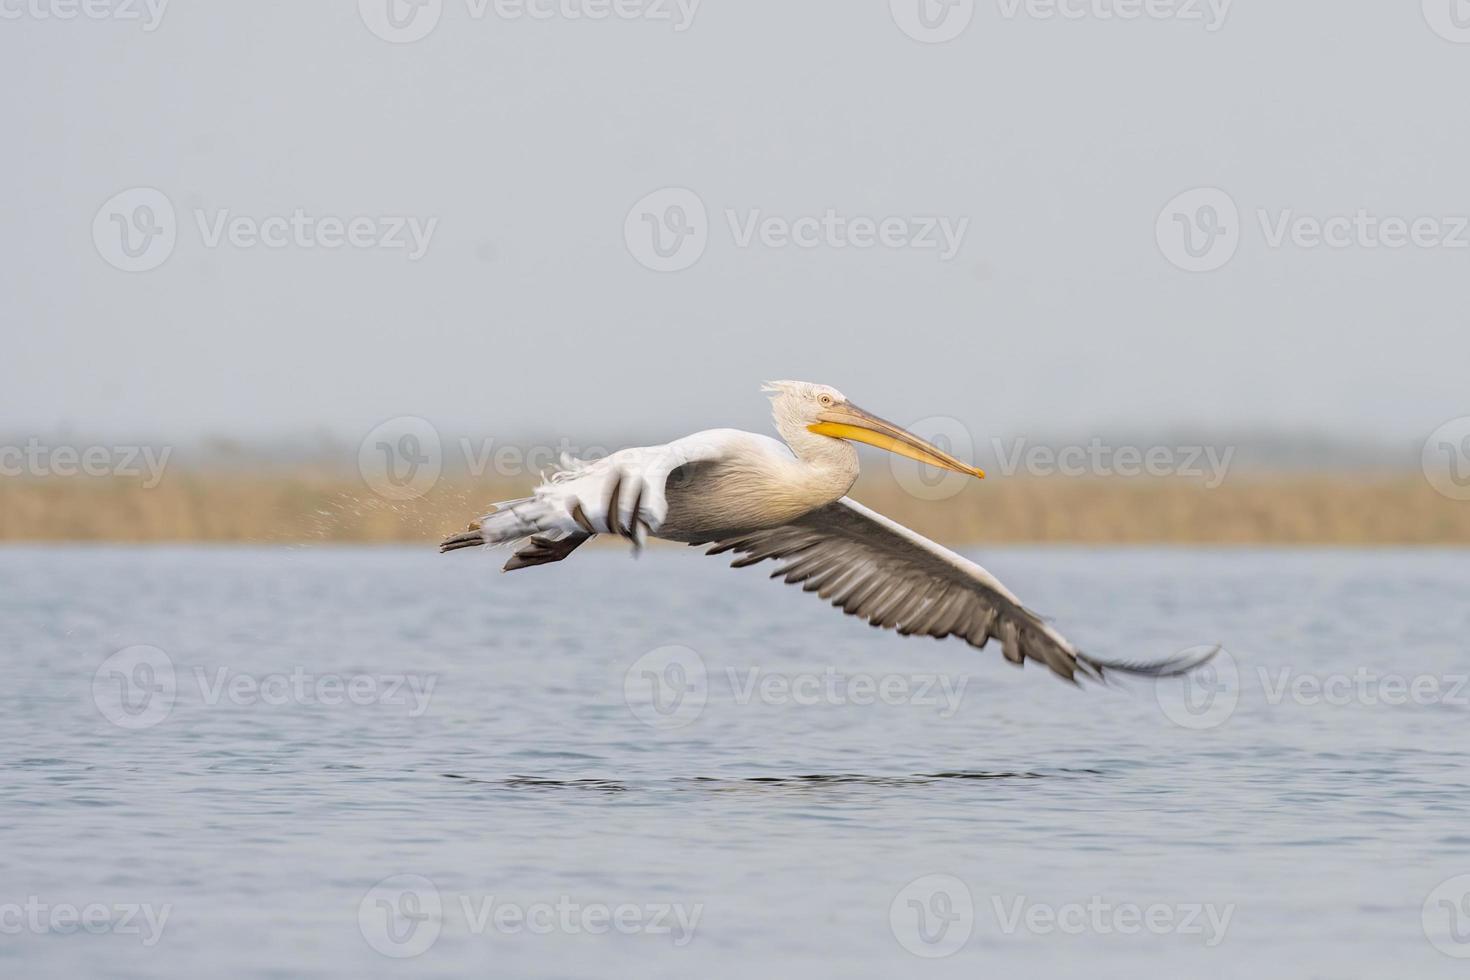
3, 544, 1470, 978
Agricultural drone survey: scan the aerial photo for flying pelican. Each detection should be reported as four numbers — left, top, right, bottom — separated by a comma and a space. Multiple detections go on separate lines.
441, 381, 1211, 685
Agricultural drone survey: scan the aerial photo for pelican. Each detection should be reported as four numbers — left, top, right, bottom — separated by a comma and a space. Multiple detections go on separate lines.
441, 381, 1211, 685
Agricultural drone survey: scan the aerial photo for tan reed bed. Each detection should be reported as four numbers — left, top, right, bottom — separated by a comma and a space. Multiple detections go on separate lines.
2, 469, 1466, 546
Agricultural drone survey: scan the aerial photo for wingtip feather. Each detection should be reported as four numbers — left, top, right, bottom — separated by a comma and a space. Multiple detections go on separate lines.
1078, 644, 1220, 682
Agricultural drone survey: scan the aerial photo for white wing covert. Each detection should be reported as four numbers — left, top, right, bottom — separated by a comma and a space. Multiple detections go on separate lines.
442, 429, 760, 558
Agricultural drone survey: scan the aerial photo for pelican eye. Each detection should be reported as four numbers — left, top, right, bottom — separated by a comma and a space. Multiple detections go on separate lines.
818, 393, 835, 407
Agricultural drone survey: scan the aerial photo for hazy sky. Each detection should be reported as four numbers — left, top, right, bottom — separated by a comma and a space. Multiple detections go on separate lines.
2, 1, 1466, 446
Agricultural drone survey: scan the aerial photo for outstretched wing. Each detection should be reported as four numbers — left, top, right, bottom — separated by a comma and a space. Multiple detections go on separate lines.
701, 497, 1213, 685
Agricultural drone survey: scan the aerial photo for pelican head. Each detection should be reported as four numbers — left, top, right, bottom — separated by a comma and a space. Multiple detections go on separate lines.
763, 380, 985, 479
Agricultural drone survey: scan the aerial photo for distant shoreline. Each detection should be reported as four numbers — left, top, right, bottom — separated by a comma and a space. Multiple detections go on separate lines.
3, 471, 1464, 545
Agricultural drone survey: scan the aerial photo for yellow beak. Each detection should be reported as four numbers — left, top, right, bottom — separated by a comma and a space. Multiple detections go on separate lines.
808, 403, 985, 479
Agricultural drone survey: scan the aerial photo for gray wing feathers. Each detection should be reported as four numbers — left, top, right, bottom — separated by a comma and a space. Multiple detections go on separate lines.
704, 498, 1214, 686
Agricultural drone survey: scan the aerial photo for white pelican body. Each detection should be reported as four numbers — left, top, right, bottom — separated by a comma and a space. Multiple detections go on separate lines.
442, 381, 1210, 686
